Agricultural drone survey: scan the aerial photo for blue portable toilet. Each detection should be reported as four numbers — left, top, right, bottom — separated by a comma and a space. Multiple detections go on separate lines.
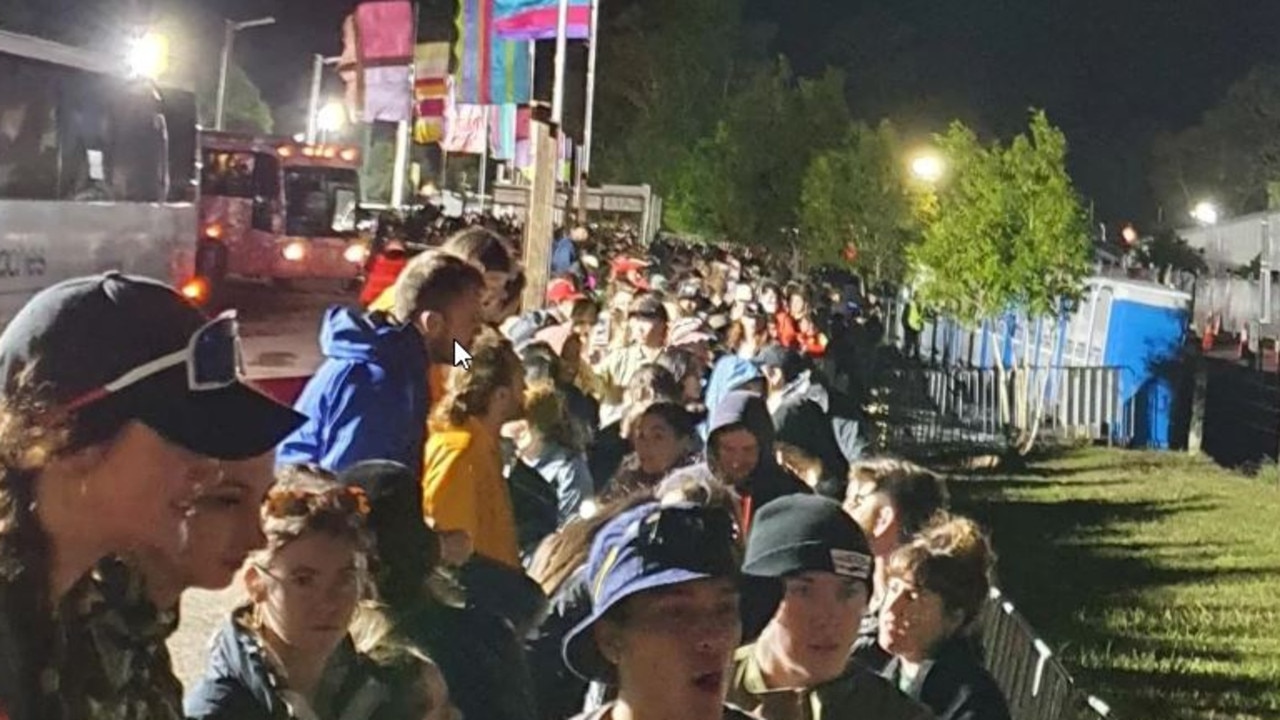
1094, 279, 1190, 448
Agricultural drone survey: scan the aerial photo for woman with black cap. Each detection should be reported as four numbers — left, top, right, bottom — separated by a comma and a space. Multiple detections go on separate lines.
730, 495, 933, 720
561, 501, 753, 720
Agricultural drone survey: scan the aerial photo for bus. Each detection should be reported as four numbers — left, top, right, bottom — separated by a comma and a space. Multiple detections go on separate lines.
197, 132, 367, 292
0, 29, 201, 322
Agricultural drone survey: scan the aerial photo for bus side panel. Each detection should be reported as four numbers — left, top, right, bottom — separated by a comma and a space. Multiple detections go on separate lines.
0, 200, 196, 327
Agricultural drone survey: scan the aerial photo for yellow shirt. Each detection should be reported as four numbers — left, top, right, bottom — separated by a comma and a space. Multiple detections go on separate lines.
370, 284, 395, 312
422, 416, 521, 568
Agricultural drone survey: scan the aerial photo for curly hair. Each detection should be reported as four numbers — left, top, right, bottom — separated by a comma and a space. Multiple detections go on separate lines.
254, 464, 373, 562
522, 380, 581, 453
432, 328, 523, 428
0, 362, 137, 703
886, 514, 996, 632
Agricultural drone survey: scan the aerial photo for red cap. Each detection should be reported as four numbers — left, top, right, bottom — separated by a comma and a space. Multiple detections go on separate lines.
547, 278, 585, 304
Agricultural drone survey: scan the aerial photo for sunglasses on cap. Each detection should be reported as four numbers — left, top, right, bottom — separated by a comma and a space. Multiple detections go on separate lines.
64, 311, 244, 413
592, 505, 740, 602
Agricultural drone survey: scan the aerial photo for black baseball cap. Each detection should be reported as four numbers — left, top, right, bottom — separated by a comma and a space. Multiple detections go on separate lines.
0, 273, 305, 460
752, 343, 807, 381
628, 294, 670, 323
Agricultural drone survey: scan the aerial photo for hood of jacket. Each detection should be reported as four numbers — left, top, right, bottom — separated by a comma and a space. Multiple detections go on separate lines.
705, 356, 763, 427
318, 306, 427, 367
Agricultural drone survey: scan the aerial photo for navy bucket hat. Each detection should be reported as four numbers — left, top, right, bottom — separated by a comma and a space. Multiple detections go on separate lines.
561, 501, 740, 682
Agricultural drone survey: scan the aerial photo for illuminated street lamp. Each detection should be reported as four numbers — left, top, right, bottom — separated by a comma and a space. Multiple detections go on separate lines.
317, 102, 347, 134
126, 31, 170, 80
1191, 200, 1220, 226
910, 152, 946, 184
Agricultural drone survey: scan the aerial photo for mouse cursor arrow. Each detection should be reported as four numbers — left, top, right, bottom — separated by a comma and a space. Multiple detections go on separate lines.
453, 340, 473, 370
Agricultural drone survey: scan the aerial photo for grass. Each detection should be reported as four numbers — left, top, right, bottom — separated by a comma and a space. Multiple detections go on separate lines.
944, 446, 1280, 720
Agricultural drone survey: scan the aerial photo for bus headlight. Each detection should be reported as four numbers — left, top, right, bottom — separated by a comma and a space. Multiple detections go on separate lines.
343, 244, 369, 264
282, 241, 307, 262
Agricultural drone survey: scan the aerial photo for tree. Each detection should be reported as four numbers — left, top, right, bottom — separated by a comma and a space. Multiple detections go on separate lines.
911, 111, 1091, 453
196, 62, 274, 135
1137, 229, 1208, 285
1151, 64, 1280, 219
663, 62, 850, 245
799, 120, 918, 283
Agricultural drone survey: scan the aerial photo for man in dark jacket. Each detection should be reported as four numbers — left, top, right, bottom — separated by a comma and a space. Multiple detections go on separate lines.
701, 390, 810, 526
277, 251, 484, 477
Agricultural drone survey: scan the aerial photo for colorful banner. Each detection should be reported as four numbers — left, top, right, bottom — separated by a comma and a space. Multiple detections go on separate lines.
494, 0, 591, 41
443, 79, 489, 154
414, 42, 451, 144
355, 0, 414, 64
364, 65, 413, 123
456, 0, 532, 105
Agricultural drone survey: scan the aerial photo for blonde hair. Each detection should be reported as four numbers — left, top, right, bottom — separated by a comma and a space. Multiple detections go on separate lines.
886, 514, 995, 630
523, 380, 581, 452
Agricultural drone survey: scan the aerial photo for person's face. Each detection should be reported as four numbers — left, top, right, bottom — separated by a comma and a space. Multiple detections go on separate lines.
766, 571, 868, 685
762, 366, 786, 393
760, 288, 779, 315
713, 427, 759, 485
630, 317, 667, 347
249, 531, 362, 656
634, 413, 685, 475
681, 369, 703, 403
879, 572, 962, 663
430, 286, 484, 358
494, 369, 527, 425
596, 578, 741, 718
88, 421, 221, 563
573, 310, 600, 342
559, 334, 584, 380
679, 298, 699, 316
741, 315, 764, 341
843, 481, 897, 557
789, 294, 808, 318
180, 453, 275, 591
480, 271, 511, 324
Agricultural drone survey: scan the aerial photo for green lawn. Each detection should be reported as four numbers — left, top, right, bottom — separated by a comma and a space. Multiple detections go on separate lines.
946, 447, 1280, 720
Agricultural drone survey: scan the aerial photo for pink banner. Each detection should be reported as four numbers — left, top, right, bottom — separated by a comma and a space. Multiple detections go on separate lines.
356, 0, 414, 63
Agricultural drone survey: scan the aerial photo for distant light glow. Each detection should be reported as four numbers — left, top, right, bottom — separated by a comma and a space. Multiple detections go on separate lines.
127, 32, 170, 79
1121, 225, 1138, 244
1191, 201, 1220, 226
910, 153, 946, 183
317, 102, 347, 133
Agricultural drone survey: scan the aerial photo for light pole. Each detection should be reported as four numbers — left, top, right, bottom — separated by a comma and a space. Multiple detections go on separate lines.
215, 16, 276, 131
306, 54, 343, 144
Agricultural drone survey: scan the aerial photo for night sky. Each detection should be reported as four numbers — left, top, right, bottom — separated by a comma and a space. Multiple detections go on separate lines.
14, 0, 1280, 226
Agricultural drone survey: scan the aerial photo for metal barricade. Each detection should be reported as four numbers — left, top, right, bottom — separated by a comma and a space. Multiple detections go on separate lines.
979, 588, 1113, 720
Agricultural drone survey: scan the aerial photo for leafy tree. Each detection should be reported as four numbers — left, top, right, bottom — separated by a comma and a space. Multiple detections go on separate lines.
664, 62, 850, 245
799, 120, 918, 283
1151, 64, 1280, 219
196, 62, 274, 135
1136, 229, 1207, 284
911, 111, 1091, 453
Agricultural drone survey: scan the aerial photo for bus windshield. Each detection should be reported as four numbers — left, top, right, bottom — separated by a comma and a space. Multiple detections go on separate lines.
284, 166, 360, 238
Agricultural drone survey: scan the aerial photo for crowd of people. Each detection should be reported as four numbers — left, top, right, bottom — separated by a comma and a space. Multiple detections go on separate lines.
0, 220, 1014, 720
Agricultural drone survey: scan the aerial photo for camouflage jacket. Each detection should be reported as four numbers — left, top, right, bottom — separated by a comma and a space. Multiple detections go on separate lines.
50, 557, 183, 720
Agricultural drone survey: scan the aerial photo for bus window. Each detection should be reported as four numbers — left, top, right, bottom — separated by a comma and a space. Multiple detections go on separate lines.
0, 52, 59, 200
284, 166, 360, 238
251, 152, 280, 232
108, 84, 167, 202
161, 89, 198, 203
201, 149, 256, 198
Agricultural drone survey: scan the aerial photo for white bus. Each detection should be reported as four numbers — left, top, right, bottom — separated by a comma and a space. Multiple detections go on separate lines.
0, 29, 200, 324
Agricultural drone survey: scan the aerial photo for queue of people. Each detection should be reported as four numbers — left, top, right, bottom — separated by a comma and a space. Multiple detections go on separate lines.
0, 220, 1012, 720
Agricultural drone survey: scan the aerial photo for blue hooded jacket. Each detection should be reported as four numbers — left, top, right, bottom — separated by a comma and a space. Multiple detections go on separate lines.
701, 355, 763, 440
276, 307, 429, 476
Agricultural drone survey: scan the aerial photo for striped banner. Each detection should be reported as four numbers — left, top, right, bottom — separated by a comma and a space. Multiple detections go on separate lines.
456, 0, 532, 105
414, 42, 450, 144
494, 0, 591, 41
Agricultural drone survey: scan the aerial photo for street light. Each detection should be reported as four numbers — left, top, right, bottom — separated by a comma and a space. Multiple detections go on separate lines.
910, 152, 946, 184
1191, 200, 1220, 226
126, 31, 169, 80
215, 16, 276, 131
316, 102, 346, 141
